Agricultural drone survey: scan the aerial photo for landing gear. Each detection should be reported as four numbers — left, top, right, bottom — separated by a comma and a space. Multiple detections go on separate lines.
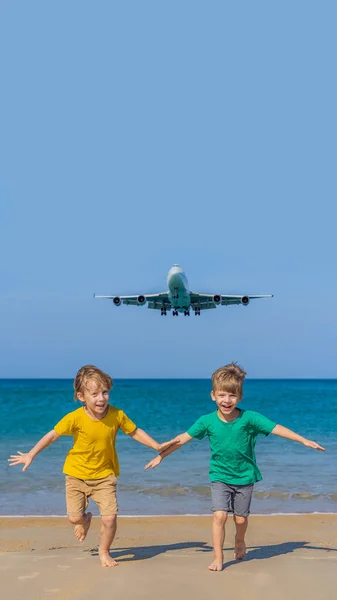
161, 308, 167, 316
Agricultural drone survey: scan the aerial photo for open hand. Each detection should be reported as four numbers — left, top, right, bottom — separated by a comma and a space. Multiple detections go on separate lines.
303, 439, 325, 451
8, 451, 33, 471
157, 436, 180, 453
145, 455, 163, 470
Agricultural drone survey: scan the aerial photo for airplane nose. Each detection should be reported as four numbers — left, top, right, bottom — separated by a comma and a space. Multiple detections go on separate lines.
170, 264, 182, 274
168, 265, 183, 281
167, 265, 187, 289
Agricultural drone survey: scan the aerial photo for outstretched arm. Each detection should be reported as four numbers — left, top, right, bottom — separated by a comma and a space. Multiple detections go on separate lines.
144, 432, 193, 469
128, 428, 180, 452
8, 429, 60, 471
271, 425, 325, 451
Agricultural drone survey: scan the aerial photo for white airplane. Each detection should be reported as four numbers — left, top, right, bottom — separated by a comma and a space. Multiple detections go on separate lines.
94, 265, 273, 316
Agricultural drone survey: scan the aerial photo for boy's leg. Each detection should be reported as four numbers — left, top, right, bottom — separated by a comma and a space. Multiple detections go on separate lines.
209, 482, 233, 571
70, 513, 93, 542
233, 515, 248, 560
233, 484, 253, 560
89, 475, 119, 567
209, 511, 228, 571
65, 476, 92, 542
99, 515, 118, 567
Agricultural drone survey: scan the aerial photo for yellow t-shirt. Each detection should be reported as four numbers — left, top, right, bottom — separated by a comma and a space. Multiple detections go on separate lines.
54, 406, 137, 480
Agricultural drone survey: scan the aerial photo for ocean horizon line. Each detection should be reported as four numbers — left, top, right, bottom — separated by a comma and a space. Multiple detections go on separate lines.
1, 512, 336, 518
1, 377, 337, 381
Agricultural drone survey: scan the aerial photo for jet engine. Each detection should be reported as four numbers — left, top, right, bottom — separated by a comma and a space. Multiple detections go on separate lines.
241, 296, 250, 305
213, 295, 221, 305
113, 297, 121, 306
137, 295, 146, 305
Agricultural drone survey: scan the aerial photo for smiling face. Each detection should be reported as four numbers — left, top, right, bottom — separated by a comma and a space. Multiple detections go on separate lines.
77, 379, 110, 419
211, 388, 242, 422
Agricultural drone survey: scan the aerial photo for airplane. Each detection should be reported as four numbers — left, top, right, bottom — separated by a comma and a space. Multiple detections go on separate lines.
94, 265, 273, 316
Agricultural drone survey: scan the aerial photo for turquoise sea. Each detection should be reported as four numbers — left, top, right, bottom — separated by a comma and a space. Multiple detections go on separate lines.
0, 379, 336, 516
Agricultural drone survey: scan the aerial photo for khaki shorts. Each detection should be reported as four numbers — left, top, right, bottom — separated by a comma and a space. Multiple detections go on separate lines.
65, 474, 118, 517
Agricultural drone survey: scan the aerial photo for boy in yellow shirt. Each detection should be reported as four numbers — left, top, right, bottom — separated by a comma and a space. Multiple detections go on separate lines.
8, 365, 177, 567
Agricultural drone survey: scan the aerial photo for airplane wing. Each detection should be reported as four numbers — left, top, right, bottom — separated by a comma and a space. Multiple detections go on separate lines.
189, 293, 273, 311
94, 292, 171, 309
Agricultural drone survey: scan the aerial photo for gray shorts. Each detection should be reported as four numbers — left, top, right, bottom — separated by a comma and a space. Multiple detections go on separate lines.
211, 481, 254, 517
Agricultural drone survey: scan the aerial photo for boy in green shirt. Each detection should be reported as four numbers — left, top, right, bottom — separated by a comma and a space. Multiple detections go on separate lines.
145, 363, 325, 572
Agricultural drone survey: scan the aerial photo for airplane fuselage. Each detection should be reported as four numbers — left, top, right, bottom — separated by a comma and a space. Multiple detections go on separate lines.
167, 265, 191, 313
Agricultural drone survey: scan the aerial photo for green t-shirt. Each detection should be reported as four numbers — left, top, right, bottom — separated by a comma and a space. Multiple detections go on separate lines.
187, 409, 277, 485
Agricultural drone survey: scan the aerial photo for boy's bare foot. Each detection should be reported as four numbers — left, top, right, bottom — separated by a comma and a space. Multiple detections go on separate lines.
99, 551, 119, 568
234, 539, 246, 560
74, 512, 92, 542
208, 558, 223, 572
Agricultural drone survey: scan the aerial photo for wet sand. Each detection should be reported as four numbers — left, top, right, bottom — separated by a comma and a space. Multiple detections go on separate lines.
1, 514, 336, 600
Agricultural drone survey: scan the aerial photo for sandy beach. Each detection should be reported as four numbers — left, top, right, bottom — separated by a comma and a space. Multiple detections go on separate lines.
1, 514, 336, 599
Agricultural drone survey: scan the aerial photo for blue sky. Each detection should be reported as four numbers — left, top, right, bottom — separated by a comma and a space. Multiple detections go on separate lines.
0, 1, 336, 378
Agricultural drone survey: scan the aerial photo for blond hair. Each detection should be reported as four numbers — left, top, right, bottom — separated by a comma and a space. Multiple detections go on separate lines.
212, 362, 246, 397
74, 365, 113, 400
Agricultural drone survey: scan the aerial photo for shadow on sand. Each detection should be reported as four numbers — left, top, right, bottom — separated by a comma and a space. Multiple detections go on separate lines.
222, 541, 337, 569
88, 539, 336, 567
89, 541, 212, 562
